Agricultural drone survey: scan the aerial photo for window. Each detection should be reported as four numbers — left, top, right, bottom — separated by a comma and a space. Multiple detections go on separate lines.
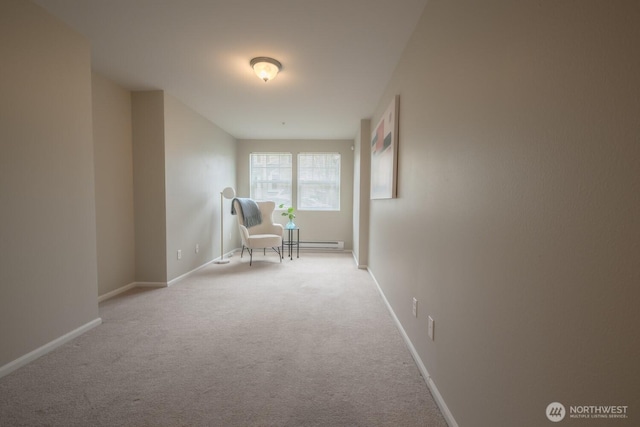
298, 153, 340, 210
250, 153, 292, 206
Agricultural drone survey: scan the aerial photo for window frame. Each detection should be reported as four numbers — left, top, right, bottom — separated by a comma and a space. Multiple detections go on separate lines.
296, 152, 341, 211
249, 152, 293, 207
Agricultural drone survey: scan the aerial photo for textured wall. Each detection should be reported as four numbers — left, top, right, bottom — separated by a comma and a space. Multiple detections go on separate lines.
92, 73, 135, 296
0, 0, 99, 367
164, 94, 237, 281
368, 1, 640, 426
352, 119, 371, 267
132, 91, 167, 283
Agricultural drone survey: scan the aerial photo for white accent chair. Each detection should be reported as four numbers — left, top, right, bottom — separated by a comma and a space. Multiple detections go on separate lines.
233, 200, 284, 266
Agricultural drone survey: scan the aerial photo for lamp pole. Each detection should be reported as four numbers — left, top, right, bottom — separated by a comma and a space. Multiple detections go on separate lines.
215, 187, 235, 264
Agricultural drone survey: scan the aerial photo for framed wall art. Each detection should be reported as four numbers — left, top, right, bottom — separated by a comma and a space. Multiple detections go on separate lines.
370, 95, 399, 199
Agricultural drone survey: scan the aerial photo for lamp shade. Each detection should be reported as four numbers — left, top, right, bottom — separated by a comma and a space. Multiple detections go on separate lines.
222, 187, 236, 199
250, 57, 282, 82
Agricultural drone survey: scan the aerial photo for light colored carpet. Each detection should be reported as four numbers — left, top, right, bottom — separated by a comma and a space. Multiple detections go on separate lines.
0, 252, 447, 426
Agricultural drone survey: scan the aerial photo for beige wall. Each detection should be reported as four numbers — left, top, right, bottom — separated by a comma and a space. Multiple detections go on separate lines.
237, 139, 354, 249
132, 91, 167, 283
368, 1, 640, 426
0, 0, 99, 367
132, 91, 237, 283
92, 73, 135, 296
164, 94, 237, 281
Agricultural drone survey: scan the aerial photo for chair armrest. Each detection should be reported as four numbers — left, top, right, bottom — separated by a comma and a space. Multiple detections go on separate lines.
272, 223, 284, 237
238, 224, 250, 243
264, 223, 284, 237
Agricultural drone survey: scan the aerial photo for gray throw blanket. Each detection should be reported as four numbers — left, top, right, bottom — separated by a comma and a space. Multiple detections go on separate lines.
230, 198, 262, 228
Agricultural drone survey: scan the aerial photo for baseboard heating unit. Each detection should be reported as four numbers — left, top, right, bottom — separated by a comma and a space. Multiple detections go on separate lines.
299, 241, 344, 250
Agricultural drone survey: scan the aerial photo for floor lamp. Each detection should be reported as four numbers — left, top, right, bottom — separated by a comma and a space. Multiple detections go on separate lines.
215, 187, 236, 264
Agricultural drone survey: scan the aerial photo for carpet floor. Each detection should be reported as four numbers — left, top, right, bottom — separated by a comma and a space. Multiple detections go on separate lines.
0, 252, 447, 426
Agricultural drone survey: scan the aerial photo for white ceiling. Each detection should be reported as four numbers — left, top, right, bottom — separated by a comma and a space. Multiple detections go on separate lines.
34, 0, 427, 140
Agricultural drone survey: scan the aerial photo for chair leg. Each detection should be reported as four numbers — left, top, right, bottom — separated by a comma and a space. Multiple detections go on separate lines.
246, 247, 282, 265
272, 246, 282, 262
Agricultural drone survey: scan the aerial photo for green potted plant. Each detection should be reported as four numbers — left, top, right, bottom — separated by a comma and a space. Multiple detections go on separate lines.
278, 203, 296, 229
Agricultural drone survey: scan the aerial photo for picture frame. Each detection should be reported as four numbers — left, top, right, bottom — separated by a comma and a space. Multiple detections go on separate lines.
370, 95, 399, 199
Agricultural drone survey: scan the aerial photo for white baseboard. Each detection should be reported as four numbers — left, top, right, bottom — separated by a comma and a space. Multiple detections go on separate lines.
135, 281, 168, 287
98, 282, 167, 303
98, 282, 137, 302
0, 317, 102, 379
168, 257, 216, 286
169, 250, 239, 286
212, 249, 239, 261
427, 376, 458, 427
1, 252, 237, 379
351, 250, 368, 269
99, 254, 239, 302
367, 268, 458, 427
351, 250, 358, 266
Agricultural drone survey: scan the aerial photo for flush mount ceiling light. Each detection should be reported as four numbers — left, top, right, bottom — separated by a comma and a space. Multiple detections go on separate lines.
250, 57, 282, 83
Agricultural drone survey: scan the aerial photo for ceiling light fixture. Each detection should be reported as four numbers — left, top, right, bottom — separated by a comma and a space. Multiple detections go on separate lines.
250, 57, 282, 83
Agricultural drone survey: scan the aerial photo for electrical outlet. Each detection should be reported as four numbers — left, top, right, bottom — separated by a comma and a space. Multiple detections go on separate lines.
177, 249, 182, 260
412, 298, 418, 318
428, 316, 435, 340
195, 244, 199, 254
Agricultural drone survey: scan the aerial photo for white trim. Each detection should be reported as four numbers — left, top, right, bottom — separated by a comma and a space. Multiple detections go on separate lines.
0, 318, 102, 379
168, 269, 203, 287
168, 255, 223, 287
98, 282, 137, 303
351, 250, 368, 270
211, 249, 237, 263
427, 376, 458, 427
367, 268, 458, 427
99, 253, 243, 302
135, 281, 168, 288
1, 253, 239, 378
